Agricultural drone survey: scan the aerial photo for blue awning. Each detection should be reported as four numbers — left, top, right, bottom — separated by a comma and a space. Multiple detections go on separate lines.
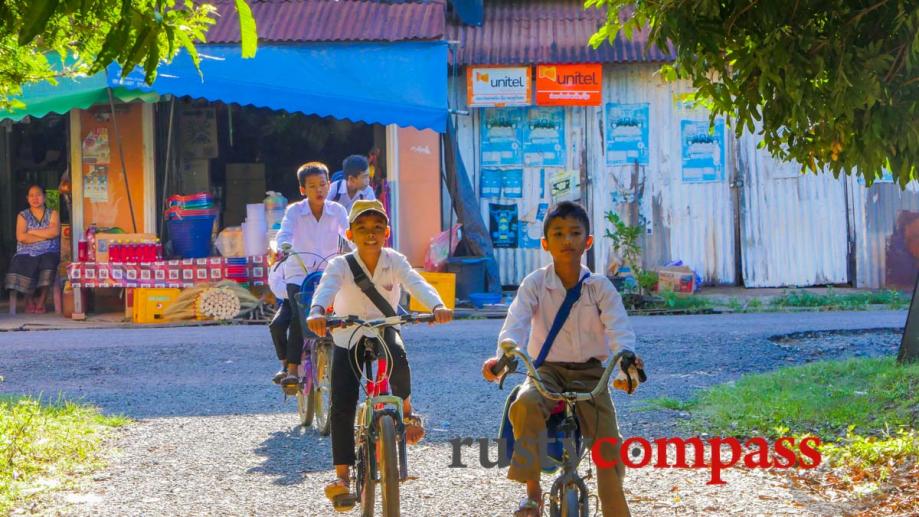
112, 41, 448, 132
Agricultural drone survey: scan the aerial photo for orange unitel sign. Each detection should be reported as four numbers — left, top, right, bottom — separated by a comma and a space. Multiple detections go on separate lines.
535, 64, 602, 106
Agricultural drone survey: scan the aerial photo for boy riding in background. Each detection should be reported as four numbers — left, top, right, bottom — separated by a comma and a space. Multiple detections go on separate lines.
329, 154, 375, 213
307, 199, 452, 511
274, 161, 349, 393
482, 201, 643, 517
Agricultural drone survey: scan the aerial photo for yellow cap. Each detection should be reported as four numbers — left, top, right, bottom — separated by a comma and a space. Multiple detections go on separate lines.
348, 199, 389, 224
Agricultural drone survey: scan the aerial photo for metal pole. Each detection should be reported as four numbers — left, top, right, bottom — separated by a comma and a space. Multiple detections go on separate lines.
160, 97, 176, 231
107, 88, 138, 233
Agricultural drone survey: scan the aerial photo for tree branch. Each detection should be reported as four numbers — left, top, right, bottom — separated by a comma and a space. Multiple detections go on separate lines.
725, 0, 758, 37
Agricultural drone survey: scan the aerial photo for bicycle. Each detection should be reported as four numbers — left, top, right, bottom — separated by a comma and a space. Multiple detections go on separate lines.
274, 249, 339, 435
324, 312, 435, 517
490, 341, 646, 517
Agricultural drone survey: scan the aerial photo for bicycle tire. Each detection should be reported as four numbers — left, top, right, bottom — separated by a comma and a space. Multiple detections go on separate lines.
311, 339, 332, 435
550, 479, 588, 517
359, 442, 376, 517
377, 415, 401, 517
296, 380, 314, 427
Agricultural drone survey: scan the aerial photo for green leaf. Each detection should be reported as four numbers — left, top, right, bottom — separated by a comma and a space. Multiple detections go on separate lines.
19, 0, 60, 45
234, 0, 257, 58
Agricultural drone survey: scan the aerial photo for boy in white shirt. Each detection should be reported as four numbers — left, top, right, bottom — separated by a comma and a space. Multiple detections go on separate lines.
482, 201, 643, 517
275, 162, 349, 392
307, 199, 452, 510
329, 154, 375, 213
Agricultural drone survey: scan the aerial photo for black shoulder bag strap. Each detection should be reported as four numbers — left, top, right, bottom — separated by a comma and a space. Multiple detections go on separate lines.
332, 180, 344, 203
345, 253, 397, 317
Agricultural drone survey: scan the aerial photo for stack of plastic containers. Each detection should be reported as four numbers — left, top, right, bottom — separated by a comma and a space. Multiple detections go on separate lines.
165, 193, 218, 258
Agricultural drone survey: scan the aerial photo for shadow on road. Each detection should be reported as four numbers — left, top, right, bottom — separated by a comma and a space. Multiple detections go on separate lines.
248, 424, 335, 484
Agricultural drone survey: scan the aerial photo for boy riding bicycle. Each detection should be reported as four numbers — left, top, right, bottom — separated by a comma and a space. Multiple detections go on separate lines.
482, 201, 644, 517
274, 161, 350, 393
307, 199, 453, 511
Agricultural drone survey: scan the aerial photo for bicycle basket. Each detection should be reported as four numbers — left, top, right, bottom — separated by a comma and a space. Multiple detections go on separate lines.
294, 271, 324, 339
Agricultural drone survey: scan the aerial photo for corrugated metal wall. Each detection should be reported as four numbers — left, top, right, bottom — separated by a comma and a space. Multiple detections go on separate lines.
736, 131, 849, 287
587, 65, 736, 284
849, 178, 919, 289
452, 76, 553, 286
450, 66, 915, 289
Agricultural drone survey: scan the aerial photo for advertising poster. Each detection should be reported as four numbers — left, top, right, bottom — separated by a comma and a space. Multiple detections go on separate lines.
481, 108, 525, 167
501, 169, 523, 198
550, 169, 581, 203
480, 169, 502, 198
681, 119, 725, 183
81, 127, 110, 165
489, 203, 518, 248
523, 107, 566, 167
466, 66, 531, 107
535, 64, 602, 106
518, 203, 549, 249
84, 164, 110, 202
605, 103, 650, 166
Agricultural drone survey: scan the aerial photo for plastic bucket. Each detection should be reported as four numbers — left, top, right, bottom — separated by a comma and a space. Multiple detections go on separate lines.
167, 215, 215, 258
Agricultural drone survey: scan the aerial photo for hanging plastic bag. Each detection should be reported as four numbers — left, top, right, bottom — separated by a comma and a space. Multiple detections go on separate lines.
424, 224, 462, 272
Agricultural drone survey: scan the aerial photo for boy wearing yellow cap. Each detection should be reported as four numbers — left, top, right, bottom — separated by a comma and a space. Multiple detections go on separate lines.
308, 199, 453, 510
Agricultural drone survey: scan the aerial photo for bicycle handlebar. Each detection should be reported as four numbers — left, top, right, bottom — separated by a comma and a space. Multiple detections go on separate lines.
325, 312, 436, 330
492, 340, 646, 401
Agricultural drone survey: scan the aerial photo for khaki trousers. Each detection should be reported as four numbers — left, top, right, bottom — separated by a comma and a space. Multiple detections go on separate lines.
507, 361, 631, 517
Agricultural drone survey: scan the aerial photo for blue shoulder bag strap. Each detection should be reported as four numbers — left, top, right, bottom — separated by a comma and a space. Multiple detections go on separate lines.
533, 271, 591, 369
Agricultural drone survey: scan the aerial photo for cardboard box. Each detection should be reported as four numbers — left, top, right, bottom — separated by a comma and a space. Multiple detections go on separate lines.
656, 265, 696, 294
94, 232, 157, 262
224, 163, 266, 225
181, 159, 211, 194
60, 224, 73, 263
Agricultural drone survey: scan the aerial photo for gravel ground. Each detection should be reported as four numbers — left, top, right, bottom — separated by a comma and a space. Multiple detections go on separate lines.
0, 310, 907, 516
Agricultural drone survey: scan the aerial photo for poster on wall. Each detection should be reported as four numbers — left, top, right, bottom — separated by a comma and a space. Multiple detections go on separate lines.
605, 103, 650, 166
480, 169, 502, 198
523, 107, 566, 167
466, 66, 531, 107
501, 169, 523, 198
179, 106, 219, 159
550, 169, 581, 202
81, 128, 110, 165
84, 164, 110, 202
489, 203, 519, 248
481, 108, 525, 167
518, 203, 549, 249
680, 119, 725, 183
535, 64, 602, 106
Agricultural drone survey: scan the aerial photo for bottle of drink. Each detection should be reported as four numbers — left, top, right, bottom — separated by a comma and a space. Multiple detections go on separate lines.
155, 239, 163, 261
78, 239, 88, 262
110, 240, 120, 262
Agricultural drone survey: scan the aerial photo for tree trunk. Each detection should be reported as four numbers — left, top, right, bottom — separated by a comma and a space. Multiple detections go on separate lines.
897, 272, 919, 365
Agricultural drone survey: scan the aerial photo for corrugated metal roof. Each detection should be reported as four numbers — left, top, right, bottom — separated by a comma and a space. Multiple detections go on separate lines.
447, 0, 674, 65
207, 0, 445, 44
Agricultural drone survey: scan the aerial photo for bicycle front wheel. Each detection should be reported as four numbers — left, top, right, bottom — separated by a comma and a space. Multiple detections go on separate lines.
311, 339, 333, 435
377, 415, 401, 517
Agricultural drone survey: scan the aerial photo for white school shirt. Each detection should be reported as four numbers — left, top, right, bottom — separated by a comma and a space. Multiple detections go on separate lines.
275, 199, 350, 286
311, 248, 444, 349
497, 264, 636, 363
329, 179, 375, 213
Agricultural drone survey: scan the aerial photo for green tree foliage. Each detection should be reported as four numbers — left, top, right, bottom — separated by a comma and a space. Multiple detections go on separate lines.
0, 0, 256, 110
588, 0, 919, 187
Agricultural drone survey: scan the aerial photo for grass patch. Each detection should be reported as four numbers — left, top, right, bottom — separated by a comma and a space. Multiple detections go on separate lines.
0, 396, 129, 514
656, 290, 713, 312
666, 356, 918, 509
679, 356, 917, 437
769, 289, 909, 311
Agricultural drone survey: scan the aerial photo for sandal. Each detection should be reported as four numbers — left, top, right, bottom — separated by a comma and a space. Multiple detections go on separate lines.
271, 370, 287, 385
403, 414, 425, 445
324, 478, 356, 512
514, 497, 543, 517
280, 374, 299, 396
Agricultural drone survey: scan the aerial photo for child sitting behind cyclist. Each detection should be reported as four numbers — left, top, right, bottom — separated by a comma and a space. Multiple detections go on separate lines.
307, 199, 452, 510
275, 162, 350, 392
482, 201, 643, 517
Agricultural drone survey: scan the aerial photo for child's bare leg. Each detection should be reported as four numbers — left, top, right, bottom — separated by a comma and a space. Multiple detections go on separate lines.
335, 464, 350, 482
402, 396, 424, 444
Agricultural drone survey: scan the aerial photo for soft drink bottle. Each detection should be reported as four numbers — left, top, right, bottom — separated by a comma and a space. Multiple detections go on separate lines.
109, 241, 120, 262
78, 239, 88, 262
155, 239, 163, 261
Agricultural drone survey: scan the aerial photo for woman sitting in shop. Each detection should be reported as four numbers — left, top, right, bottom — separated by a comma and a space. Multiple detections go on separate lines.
5, 184, 60, 314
